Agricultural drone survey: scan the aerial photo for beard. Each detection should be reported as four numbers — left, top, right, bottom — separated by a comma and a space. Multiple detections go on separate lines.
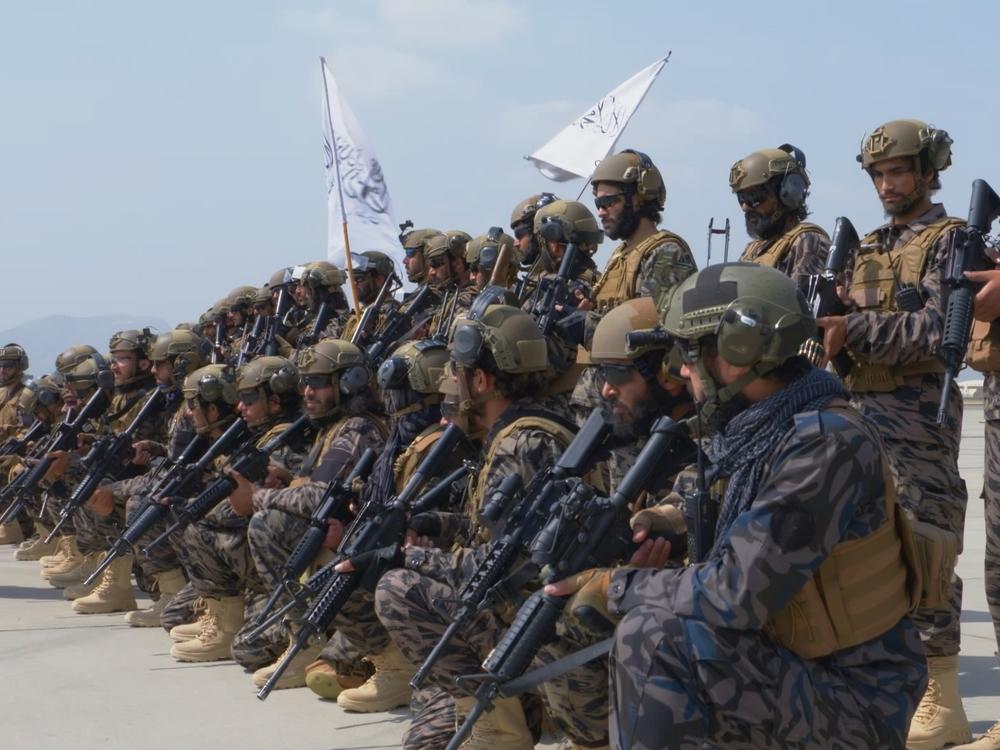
744, 207, 786, 240
602, 204, 640, 241
600, 385, 685, 443
882, 182, 927, 218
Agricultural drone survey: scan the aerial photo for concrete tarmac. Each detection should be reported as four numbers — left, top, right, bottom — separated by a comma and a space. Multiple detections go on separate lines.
0, 405, 997, 748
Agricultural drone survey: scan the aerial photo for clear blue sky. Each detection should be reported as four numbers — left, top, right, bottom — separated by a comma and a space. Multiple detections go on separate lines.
2, 1, 998, 332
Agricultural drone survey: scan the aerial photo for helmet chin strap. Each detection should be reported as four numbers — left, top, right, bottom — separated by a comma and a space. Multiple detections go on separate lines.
454, 365, 499, 439
691, 357, 775, 425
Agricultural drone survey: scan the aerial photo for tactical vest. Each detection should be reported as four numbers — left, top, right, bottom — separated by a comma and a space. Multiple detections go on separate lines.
0, 383, 24, 441
590, 230, 691, 313
740, 222, 829, 270
966, 318, 1000, 373
393, 424, 446, 494
300, 410, 388, 478
845, 218, 963, 392
708, 403, 947, 659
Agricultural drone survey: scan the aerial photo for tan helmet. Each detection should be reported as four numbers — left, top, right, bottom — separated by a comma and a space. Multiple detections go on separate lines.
253, 285, 273, 306
55, 344, 99, 374
109, 329, 154, 356
149, 329, 212, 372
533, 199, 604, 254
590, 149, 666, 209
182, 364, 238, 405
268, 267, 294, 289
0, 343, 29, 371
451, 305, 549, 374
225, 286, 259, 310
466, 229, 517, 272
298, 339, 365, 375
235, 356, 299, 394
425, 230, 471, 260
353, 250, 395, 278
857, 119, 953, 172
64, 355, 107, 392
377, 340, 449, 395
510, 193, 558, 229
20, 374, 63, 413
401, 228, 443, 254
729, 146, 809, 193
298, 261, 347, 291
589, 297, 664, 362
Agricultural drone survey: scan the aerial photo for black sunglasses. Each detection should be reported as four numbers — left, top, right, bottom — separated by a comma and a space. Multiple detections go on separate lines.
513, 224, 533, 240
237, 388, 262, 407
736, 184, 772, 209
594, 193, 626, 210
598, 363, 636, 387
429, 256, 449, 269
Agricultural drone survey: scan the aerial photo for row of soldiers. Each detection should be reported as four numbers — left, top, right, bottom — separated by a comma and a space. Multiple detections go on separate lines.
0, 118, 998, 750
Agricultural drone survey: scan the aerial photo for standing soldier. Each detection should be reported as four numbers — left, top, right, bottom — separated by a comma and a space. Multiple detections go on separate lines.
341, 250, 400, 343
401, 228, 444, 286
817, 119, 971, 750
729, 144, 830, 285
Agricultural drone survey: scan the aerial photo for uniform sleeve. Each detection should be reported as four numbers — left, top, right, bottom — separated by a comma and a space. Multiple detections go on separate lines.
638, 240, 698, 300
786, 230, 830, 285
311, 417, 386, 484
844, 230, 952, 366
608, 419, 882, 630
252, 480, 328, 518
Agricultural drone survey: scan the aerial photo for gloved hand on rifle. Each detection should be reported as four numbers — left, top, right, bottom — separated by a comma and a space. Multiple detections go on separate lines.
968, 266, 1000, 321
333, 544, 404, 577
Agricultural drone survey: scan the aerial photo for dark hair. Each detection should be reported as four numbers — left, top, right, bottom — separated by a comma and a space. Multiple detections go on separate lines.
495, 370, 549, 401
636, 202, 662, 225
768, 354, 813, 383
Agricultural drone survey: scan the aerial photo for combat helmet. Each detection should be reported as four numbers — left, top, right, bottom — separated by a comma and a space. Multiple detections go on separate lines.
857, 119, 953, 172
377, 340, 449, 395
510, 193, 558, 232
350, 251, 395, 279
729, 145, 810, 209
225, 286, 259, 311
182, 364, 238, 406
534, 199, 604, 255
590, 149, 666, 210
659, 263, 814, 416
466, 228, 517, 277
297, 261, 347, 291
401, 228, 443, 255
20, 374, 63, 414
0, 343, 29, 374
55, 344, 99, 375
425, 231, 472, 262
451, 305, 549, 375
109, 329, 154, 357
149, 329, 212, 378
236, 356, 299, 395
297, 339, 370, 406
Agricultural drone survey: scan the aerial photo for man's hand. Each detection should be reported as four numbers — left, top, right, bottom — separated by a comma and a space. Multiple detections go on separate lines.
86, 486, 115, 517
132, 440, 165, 465
323, 519, 344, 551
226, 469, 254, 516
44, 451, 71, 482
544, 568, 612, 599
264, 464, 292, 489
967, 268, 1000, 322
816, 315, 848, 360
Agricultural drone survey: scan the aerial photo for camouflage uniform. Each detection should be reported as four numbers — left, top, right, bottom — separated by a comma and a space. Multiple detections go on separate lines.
984, 373, 1000, 654
239, 412, 386, 672
739, 222, 831, 288
608, 404, 927, 750
375, 400, 571, 748
0, 381, 25, 442
843, 203, 967, 657
573, 233, 697, 421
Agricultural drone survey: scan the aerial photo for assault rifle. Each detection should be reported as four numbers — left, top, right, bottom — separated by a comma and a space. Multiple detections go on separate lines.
937, 178, 1000, 424
212, 321, 226, 365
535, 241, 580, 338
252, 447, 378, 628
46, 388, 169, 541
256, 422, 466, 700
142, 414, 310, 553
237, 314, 266, 368
0, 372, 114, 525
350, 273, 400, 349
0, 418, 49, 457
806, 216, 859, 377
445, 416, 697, 750
0, 414, 70, 500
83, 420, 249, 584
364, 283, 435, 366
410, 408, 613, 690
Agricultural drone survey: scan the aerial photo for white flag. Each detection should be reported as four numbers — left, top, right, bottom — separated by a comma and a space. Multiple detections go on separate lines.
525, 56, 669, 182
321, 57, 400, 268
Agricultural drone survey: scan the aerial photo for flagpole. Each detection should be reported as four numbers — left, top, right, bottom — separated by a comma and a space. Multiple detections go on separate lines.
321, 57, 362, 319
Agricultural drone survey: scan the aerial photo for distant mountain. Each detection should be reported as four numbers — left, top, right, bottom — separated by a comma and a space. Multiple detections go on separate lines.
0, 314, 172, 375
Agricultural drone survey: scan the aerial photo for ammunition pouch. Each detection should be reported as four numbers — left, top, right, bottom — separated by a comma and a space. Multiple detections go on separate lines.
741, 222, 828, 270
844, 357, 944, 393
965, 318, 1000, 373
591, 231, 690, 313
898, 508, 959, 610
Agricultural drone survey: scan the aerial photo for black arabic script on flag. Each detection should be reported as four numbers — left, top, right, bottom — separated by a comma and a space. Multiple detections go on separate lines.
324, 133, 390, 225
575, 95, 626, 136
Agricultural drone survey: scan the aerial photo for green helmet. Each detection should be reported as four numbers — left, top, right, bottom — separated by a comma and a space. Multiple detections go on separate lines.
109, 329, 154, 356
590, 149, 666, 210
451, 305, 549, 374
857, 119, 953, 172
297, 261, 347, 291
235, 356, 299, 394
589, 297, 664, 362
149, 329, 212, 374
661, 261, 813, 378
182, 364, 238, 405
0, 343, 29, 372
351, 250, 395, 278
55, 344, 98, 374
533, 199, 604, 254
425, 230, 471, 260
510, 193, 558, 230
377, 339, 449, 395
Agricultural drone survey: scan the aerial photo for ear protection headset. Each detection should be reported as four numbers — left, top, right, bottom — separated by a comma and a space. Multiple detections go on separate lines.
0, 343, 29, 371
197, 369, 239, 405
337, 365, 371, 397
621, 149, 661, 204
775, 143, 808, 210
267, 364, 300, 395
715, 298, 809, 368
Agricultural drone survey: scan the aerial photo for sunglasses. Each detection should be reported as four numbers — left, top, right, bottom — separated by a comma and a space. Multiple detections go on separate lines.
237, 388, 262, 407
404, 246, 421, 258
598, 363, 636, 387
677, 338, 703, 365
429, 256, 449, 269
512, 224, 533, 240
736, 184, 772, 209
594, 193, 626, 210
300, 374, 331, 390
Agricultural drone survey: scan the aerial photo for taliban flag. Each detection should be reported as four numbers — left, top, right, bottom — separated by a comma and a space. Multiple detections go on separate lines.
321, 57, 399, 267
526, 55, 669, 182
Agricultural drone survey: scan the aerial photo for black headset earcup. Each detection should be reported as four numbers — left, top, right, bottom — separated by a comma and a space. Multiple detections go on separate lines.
339, 366, 370, 397
779, 173, 807, 209
269, 365, 298, 394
